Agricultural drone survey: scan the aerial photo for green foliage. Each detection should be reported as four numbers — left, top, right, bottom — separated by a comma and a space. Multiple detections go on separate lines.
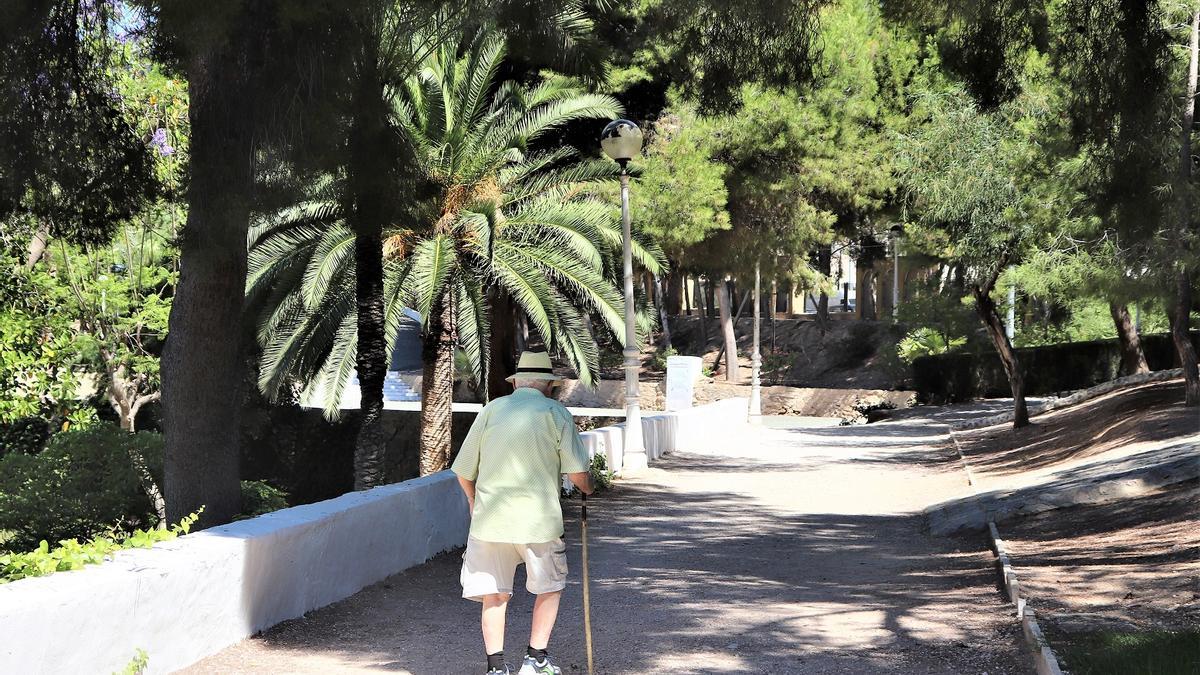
238, 480, 290, 519
250, 32, 665, 415
0, 511, 200, 584
761, 351, 793, 384
0, 425, 163, 552
897, 327, 964, 363
631, 105, 730, 260
113, 649, 149, 675
0, 254, 87, 424
589, 452, 614, 492
1054, 630, 1200, 675
0, 2, 161, 246
649, 346, 678, 371
0, 416, 51, 457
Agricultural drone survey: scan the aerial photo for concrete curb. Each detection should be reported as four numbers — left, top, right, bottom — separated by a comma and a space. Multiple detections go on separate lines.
951, 368, 1184, 431
948, 434, 1064, 675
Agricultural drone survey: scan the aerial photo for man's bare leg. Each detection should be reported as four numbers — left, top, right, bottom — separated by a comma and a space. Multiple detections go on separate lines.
529, 590, 562, 650
482, 593, 510, 655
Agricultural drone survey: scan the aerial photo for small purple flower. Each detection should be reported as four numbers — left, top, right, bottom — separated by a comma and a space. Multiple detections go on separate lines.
150, 128, 174, 155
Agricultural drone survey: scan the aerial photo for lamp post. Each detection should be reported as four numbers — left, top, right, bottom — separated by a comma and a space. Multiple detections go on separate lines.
601, 119, 647, 473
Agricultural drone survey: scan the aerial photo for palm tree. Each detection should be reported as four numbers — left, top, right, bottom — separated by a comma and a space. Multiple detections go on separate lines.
248, 32, 664, 478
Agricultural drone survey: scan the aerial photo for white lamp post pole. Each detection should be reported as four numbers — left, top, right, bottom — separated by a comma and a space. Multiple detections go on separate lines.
749, 261, 762, 424
602, 120, 647, 473
618, 166, 645, 470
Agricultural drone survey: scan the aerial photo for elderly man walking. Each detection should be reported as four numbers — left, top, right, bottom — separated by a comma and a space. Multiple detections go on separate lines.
452, 351, 595, 675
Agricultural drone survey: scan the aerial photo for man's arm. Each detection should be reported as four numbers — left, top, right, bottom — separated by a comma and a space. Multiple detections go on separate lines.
457, 475, 477, 514
566, 471, 594, 495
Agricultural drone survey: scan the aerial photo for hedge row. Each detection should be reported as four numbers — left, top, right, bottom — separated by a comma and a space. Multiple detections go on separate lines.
912, 331, 1200, 403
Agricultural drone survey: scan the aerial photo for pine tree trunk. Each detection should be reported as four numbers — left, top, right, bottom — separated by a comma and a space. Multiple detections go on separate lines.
816, 244, 832, 329
860, 267, 877, 320
717, 279, 739, 382
655, 275, 672, 350
667, 272, 683, 315
1109, 302, 1149, 376
973, 284, 1029, 428
162, 49, 249, 527
696, 276, 709, 354
487, 288, 517, 401
420, 293, 456, 475
1169, 268, 1200, 404
1173, 9, 1200, 406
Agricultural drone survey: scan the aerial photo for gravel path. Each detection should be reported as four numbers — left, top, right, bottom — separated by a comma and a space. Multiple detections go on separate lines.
184, 419, 1027, 674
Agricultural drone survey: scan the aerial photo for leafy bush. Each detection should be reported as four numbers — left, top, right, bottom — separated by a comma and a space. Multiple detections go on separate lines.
0, 416, 51, 457
897, 327, 965, 363
0, 511, 200, 584
589, 453, 614, 492
113, 649, 148, 675
649, 346, 678, 371
238, 480, 289, 519
761, 351, 793, 383
0, 425, 163, 552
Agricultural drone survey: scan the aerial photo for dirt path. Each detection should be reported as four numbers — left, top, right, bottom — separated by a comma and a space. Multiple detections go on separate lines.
184, 420, 1027, 674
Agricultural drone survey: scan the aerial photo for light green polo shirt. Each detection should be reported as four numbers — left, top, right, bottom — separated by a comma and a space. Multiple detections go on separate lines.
451, 387, 590, 543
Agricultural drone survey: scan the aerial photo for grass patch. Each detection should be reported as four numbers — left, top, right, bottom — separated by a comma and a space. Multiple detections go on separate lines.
1055, 630, 1200, 675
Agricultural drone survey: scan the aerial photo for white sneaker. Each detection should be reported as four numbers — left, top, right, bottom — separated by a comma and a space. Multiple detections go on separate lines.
517, 655, 562, 675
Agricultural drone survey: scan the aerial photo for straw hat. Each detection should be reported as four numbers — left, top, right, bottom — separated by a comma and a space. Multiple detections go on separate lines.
506, 351, 562, 383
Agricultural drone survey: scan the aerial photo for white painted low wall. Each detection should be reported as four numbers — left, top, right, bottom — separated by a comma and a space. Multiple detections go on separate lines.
579, 397, 750, 474
0, 472, 470, 675
0, 398, 748, 675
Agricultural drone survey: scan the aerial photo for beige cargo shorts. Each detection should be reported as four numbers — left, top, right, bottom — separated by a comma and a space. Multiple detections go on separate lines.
460, 535, 568, 601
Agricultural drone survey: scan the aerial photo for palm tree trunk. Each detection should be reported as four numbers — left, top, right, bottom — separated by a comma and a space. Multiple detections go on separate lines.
347, 48, 393, 490
353, 228, 387, 489
487, 288, 517, 401
162, 48, 249, 527
1109, 301, 1149, 376
973, 279, 1029, 428
420, 292, 456, 475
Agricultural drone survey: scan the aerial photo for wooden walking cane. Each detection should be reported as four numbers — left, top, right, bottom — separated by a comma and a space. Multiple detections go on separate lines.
581, 493, 594, 675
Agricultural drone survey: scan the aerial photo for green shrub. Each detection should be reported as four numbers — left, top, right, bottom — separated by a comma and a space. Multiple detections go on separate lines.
1055, 630, 1200, 675
589, 453, 614, 492
238, 480, 290, 519
0, 425, 163, 552
649, 346, 678, 371
0, 511, 200, 584
113, 649, 148, 675
897, 327, 965, 363
0, 416, 51, 457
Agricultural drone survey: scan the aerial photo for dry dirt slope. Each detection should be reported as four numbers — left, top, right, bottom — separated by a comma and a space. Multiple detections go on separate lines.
952, 380, 1199, 654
